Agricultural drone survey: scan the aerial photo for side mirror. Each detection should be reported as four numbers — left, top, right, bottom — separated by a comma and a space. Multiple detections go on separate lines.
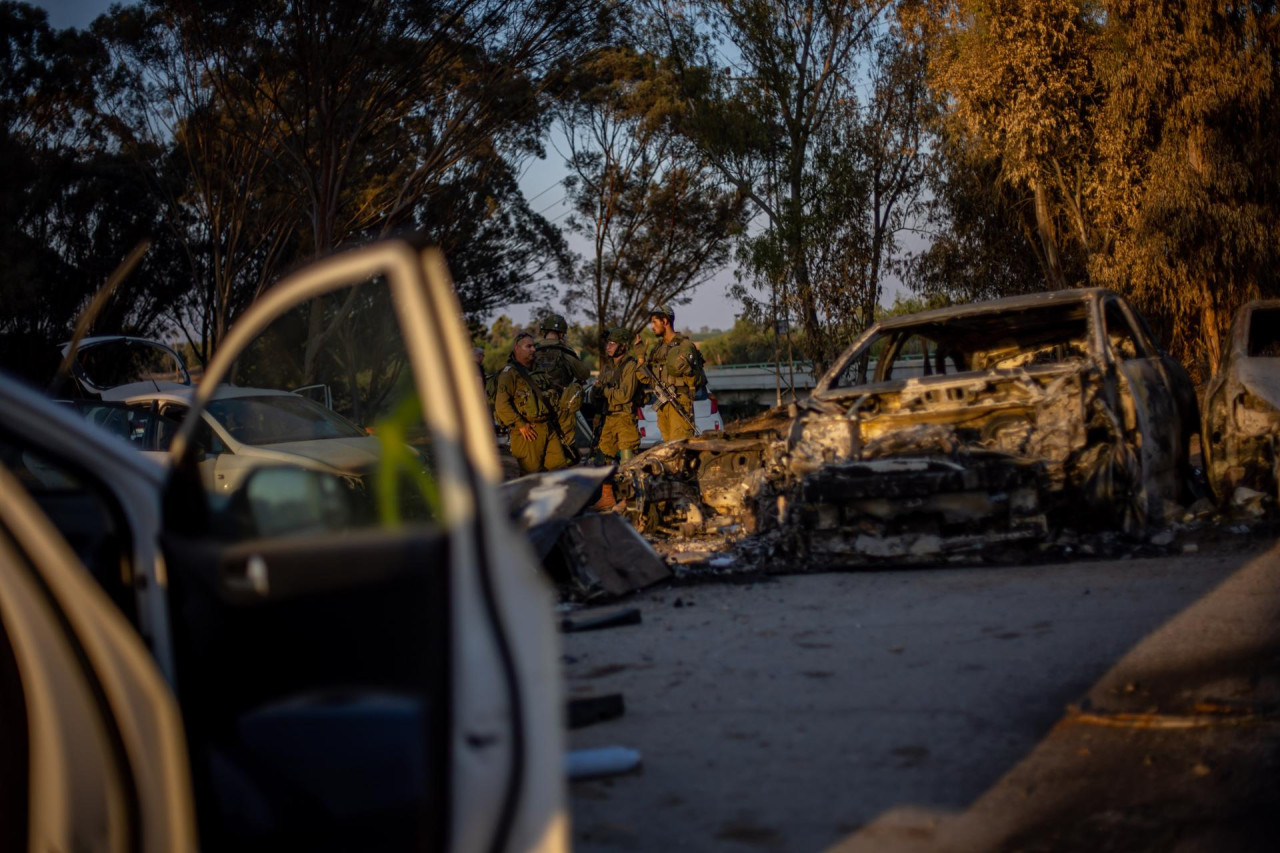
237, 467, 357, 538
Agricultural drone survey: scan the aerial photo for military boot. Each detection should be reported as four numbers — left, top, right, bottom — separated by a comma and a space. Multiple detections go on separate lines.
590, 482, 616, 512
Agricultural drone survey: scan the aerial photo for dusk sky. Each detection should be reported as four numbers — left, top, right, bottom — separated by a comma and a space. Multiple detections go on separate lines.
33, 0, 107, 30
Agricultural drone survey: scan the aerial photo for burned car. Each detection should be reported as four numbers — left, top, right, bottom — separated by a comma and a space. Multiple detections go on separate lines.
1203, 299, 1280, 503
614, 289, 1198, 563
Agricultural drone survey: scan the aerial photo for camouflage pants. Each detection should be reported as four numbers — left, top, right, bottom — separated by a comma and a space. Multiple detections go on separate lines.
657, 396, 696, 442
508, 421, 569, 475
598, 411, 640, 458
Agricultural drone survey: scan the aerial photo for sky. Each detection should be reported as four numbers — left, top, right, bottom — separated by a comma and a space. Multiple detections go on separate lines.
29, 0, 907, 336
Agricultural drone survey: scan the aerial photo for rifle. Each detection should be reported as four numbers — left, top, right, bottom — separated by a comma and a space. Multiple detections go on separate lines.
554, 383, 584, 464
636, 361, 701, 437
584, 379, 606, 458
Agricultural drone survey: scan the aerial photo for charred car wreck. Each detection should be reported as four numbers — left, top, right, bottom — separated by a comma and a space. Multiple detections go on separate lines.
614, 289, 1199, 564
1203, 299, 1280, 503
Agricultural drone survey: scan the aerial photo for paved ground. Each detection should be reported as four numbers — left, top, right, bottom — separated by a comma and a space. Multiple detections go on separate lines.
564, 539, 1280, 852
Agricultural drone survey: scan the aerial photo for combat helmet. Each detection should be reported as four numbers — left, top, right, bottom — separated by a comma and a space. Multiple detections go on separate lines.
540, 312, 568, 334
604, 326, 631, 346
649, 304, 675, 321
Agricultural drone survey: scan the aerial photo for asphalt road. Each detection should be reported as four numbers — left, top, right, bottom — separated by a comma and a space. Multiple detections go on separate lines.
564, 539, 1280, 852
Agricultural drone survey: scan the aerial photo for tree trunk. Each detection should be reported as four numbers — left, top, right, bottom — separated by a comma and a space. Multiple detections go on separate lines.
788, 154, 822, 373
1034, 182, 1066, 290
1202, 301, 1223, 378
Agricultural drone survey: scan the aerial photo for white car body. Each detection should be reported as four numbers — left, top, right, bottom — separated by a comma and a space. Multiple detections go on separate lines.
636, 386, 724, 446
82, 385, 385, 494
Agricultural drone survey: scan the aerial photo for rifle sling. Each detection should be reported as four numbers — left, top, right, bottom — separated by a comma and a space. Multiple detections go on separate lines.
510, 360, 576, 453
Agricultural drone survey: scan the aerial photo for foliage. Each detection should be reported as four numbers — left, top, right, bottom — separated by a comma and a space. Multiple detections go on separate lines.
556, 12, 747, 345
0, 2, 184, 365
913, 0, 1280, 377
1089, 0, 1280, 376
92, 0, 604, 376
696, 315, 777, 365
665, 0, 928, 373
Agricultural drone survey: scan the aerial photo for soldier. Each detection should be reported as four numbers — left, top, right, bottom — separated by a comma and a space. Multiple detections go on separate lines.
639, 304, 704, 442
596, 326, 641, 463
493, 332, 568, 474
533, 312, 590, 457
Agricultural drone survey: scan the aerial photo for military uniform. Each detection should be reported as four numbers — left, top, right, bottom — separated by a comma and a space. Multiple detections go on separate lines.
533, 337, 590, 444
493, 358, 568, 474
596, 342, 641, 460
640, 332, 701, 441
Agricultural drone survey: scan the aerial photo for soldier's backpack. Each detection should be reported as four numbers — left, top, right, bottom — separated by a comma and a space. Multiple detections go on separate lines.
533, 340, 578, 391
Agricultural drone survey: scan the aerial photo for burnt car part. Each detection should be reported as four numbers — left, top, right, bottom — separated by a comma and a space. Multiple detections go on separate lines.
614, 289, 1198, 564
1203, 301, 1280, 505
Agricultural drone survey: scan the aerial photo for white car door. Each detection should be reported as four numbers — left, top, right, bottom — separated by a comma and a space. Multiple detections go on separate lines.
161, 241, 564, 851
0, 464, 197, 853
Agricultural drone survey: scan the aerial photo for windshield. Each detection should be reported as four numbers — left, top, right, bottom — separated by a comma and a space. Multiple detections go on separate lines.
76, 340, 190, 389
829, 302, 1093, 389
207, 394, 366, 446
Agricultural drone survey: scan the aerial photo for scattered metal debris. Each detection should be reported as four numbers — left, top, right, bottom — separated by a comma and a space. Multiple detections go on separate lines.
556, 513, 671, 596
502, 467, 670, 597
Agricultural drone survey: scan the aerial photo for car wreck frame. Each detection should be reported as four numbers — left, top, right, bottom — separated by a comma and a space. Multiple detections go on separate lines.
1203, 298, 1280, 503
612, 288, 1198, 564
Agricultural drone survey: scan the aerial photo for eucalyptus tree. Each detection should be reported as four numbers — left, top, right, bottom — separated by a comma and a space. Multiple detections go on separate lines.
101, 0, 605, 377
0, 1, 181, 370
1089, 0, 1280, 373
656, 0, 928, 371
916, 0, 1280, 375
556, 28, 747, 344
99, 1, 301, 365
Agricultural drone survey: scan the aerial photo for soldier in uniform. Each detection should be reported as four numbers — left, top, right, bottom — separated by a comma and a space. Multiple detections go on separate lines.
533, 313, 590, 455
494, 332, 568, 474
596, 326, 641, 463
639, 304, 702, 442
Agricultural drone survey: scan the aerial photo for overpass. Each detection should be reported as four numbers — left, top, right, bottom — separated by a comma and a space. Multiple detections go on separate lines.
704, 358, 928, 407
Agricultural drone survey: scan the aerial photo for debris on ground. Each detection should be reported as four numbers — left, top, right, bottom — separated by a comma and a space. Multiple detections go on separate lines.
566, 746, 643, 780
561, 607, 642, 633
567, 694, 626, 730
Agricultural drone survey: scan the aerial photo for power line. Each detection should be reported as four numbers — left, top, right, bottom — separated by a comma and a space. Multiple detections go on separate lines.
537, 195, 570, 217
525, 179, 564, 205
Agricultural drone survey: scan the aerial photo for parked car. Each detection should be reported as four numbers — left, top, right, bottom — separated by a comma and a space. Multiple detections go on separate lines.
636, 385, 724, 446
72, 385, 386, 495
613, 288, 1199, 562
1202, 299, 1280, 502
0, 241, 566, 851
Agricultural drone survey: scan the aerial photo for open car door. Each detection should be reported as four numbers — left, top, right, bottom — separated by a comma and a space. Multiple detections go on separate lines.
161, 241, 565, 851
0, 465, 197, 853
